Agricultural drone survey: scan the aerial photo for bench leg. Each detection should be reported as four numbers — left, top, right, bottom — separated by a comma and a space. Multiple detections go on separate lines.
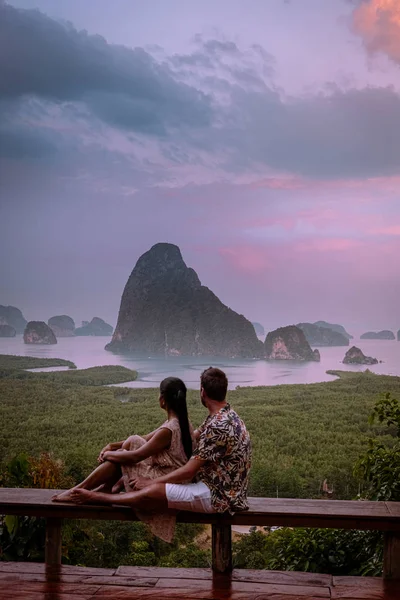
383, 532, 400, 579
212, 523, 232, 574
45, 517, 62, 566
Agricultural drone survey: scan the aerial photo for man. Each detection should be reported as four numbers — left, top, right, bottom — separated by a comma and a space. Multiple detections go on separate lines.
70, 367, 251, 517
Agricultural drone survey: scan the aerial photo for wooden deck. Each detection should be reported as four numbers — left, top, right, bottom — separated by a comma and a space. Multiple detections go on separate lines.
1, 562, 400, 600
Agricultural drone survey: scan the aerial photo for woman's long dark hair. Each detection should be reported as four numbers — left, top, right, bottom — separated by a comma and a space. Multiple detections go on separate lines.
160, 377, 192, 460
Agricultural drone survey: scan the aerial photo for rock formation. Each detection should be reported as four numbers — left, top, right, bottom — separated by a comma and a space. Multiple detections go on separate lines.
0, 324, 16, 337
48, 315, 75, 337
106, 243, 263, 357
360, 330, 395, 340
398, 330, 400, 342
297, 323, 349, 346
313, 321, 353, 340
0, 305, 27, 333
252, 322, 265, 337
24, 321, 57, 345
75, 317, 113, 337
343, 346, 378, 365
264, 325, 320, 361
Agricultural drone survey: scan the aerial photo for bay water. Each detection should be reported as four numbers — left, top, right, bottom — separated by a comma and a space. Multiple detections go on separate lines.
1, 335, 399, 390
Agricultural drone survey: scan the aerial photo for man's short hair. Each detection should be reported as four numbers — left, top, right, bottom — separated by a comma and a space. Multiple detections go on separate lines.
200, 367, 228, 402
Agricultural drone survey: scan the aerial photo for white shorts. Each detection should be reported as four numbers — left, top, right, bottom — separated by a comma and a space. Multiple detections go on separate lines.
165, 481, 216, 513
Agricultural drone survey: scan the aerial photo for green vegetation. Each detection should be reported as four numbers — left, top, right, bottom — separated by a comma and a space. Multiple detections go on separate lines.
232, 388, 400, 576
0, 355, 137, 387
36, 365, 137, 386
233, 528, 382, 575
1, 363, 399, 497
0, 354, 76, 370
2, 358, 400, 572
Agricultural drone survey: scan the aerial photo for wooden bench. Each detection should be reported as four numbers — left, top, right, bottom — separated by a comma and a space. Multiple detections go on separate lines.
1, 488, 400, 578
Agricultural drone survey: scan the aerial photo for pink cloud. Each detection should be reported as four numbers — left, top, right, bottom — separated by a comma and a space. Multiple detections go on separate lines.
296, 238, 363, 253
219, 245, 271, 273
371, 225, 400, 236
353, 0, 400, 64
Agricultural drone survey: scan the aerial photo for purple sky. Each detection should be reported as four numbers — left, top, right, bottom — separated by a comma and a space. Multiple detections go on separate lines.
1, 0, 400, 335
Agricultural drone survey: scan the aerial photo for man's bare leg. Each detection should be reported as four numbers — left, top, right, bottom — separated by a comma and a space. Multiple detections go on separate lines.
69, 483, 168, 512
52, 461, 121, 502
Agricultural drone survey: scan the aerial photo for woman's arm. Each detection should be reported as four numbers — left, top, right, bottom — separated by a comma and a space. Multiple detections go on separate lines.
104, 428, 172, 465
141, 428, 159, 442
98, 440, 125, 462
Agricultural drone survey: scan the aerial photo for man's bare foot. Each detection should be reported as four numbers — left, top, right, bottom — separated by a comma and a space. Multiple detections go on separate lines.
52, 489, 77, 503
69, 488, 95, 504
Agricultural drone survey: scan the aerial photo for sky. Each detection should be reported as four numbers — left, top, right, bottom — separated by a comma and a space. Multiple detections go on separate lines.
1, 0, 400, 334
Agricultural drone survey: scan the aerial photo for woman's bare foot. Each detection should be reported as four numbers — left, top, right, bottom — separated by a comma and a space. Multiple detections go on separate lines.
69, 488, 96, 504
52, 489, 78, 503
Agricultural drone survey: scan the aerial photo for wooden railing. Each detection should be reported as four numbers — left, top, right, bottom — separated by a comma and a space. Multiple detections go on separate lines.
1, 488, 400, 578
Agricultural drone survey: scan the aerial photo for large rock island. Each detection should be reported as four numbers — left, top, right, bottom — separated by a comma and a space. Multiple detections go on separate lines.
106, 243, 263, 357
24, 321, 57, 345
343, 346, 378, 365
360, 330, 395, 340
75, 317, 113, 337
313, 321, 353, 340
264, 325, 320, 361
297, 322, 349, 346
0, 305, 27, 333
48, 315, 75, 337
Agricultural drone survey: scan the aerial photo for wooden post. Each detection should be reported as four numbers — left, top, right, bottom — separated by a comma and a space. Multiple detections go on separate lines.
383, 532, 400, 579
45, 517, 62, 566
212, 523, 232, 574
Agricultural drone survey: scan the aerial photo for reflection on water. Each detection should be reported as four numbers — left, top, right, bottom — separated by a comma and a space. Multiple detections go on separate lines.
1, 335, 400, 389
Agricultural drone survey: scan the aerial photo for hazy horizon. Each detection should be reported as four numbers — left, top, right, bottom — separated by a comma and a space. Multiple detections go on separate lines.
1, 0, 400, 334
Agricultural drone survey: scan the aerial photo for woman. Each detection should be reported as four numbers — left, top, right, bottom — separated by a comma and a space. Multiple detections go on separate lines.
53, 377, 194, 541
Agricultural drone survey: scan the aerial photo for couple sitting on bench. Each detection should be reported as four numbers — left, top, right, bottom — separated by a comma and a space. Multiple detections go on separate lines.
53, 367, 252, 542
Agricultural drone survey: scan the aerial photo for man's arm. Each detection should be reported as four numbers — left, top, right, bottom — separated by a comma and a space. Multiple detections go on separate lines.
193, 429, 201, 442
131, 457, 206, 488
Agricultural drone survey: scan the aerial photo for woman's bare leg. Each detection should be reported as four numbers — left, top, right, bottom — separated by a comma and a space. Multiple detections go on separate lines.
52, 461, 122, 502
69, 483, 168, 512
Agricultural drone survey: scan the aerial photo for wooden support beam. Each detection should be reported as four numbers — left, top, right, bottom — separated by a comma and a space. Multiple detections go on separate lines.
45, 517, 62, 566
212, 523, 232, 574
383, 532, 400, 579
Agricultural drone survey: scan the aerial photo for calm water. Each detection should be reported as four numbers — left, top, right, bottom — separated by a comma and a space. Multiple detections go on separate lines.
1, 335, 400, 389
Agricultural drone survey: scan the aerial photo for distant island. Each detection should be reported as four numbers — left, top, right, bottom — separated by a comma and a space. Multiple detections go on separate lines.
313, 321, 353, 340
0, 305, 27, 334
0, 324, 16, 337
48, 315, 75, 337
252, 322, 265, 337
106, 243, 263, 358
297, 322, 349, 347
264, 325, 320, 362
398, 330, 400, 342
75, 317, 113, 337
343, 346, 378, 365
24, 321, 57, 345
360, 330, 395, 340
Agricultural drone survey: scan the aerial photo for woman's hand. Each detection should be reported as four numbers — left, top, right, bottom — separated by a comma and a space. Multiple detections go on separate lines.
98, 444, 112, 463
103, 451, 121, 462
129, 476, 153, 490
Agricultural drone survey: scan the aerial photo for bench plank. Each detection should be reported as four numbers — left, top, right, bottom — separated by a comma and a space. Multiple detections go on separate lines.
1, 488, 400, 530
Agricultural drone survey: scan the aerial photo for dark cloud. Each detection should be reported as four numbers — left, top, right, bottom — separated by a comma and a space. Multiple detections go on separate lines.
221, 84, 400, 178
0, 125, 57, 159
1, 2, 400, 180
0, 3, 212, 134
